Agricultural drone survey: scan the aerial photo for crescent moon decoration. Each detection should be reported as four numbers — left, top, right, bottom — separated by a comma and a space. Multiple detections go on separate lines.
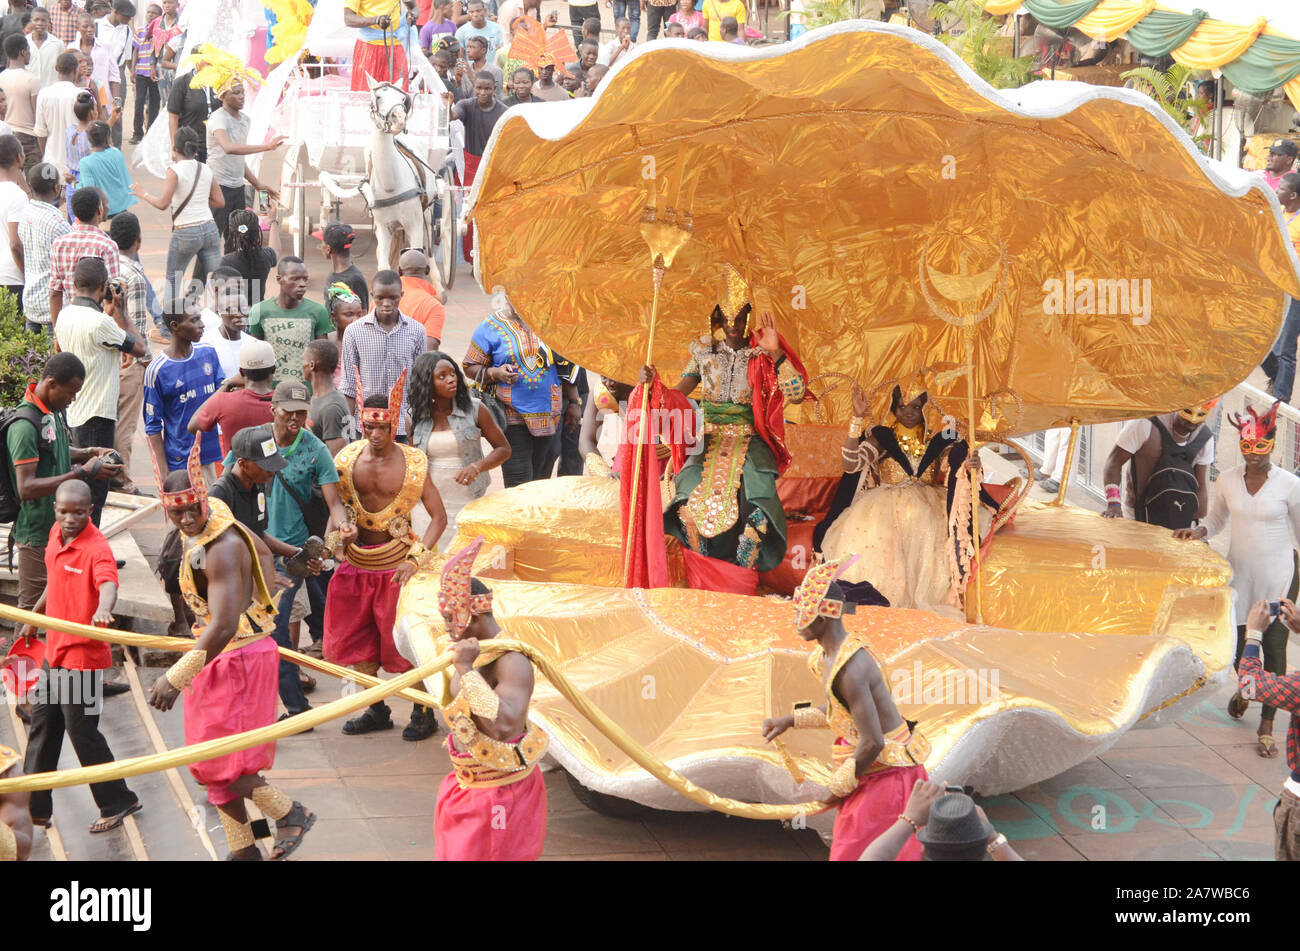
916, 231, 1010, 330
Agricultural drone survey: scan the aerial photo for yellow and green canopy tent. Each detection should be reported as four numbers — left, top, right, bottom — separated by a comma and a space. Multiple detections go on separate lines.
985, 0, 1300, 111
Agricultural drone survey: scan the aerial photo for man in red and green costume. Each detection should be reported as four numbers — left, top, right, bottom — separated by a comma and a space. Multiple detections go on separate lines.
638, 263, 808, 593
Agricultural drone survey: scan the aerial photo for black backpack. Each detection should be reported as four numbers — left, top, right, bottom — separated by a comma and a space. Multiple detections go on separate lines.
0, 404, 51, 524
1134, 417, 1212, 530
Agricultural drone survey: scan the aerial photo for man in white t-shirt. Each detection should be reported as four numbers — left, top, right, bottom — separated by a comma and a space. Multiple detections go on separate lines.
26, 8, 66, 88
52, 255, 149, 523
1102, 401, 1217, 529
199, 270, 254, 381
0, 132, 27, 304
34, 49, 81, 167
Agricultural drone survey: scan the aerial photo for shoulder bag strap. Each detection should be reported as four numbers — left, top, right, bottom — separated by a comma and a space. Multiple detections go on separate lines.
171, 162, 202, 223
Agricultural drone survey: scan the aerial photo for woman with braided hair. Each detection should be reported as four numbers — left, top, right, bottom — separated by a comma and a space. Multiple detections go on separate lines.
218, 202, 280, 306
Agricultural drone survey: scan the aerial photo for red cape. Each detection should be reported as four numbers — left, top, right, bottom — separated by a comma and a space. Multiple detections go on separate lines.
748, 332, 810, 475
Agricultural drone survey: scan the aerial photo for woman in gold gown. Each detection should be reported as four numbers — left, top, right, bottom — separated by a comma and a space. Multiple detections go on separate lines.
814, 379, 985, 619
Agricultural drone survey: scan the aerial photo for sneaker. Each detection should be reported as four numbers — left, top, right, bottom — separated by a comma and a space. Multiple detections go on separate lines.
128, 135, 142, 144
1038, 478, 1060, 494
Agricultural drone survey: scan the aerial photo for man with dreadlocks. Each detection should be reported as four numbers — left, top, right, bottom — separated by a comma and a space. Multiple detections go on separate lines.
1176, 399, 1300, 759
147, 436, 317, 860
324, 369, 448, 740
761, 555, 930, 861
433, 536, 549, 861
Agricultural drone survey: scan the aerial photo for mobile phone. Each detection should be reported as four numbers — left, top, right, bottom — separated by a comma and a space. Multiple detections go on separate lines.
1268, 599, 1282, 618
258, 189, 269, 211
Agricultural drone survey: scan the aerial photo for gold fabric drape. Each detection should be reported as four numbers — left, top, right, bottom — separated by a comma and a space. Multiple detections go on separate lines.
1170, 16, 1267, 70
1074, 0, 1156, 42
470, 25, 1300, 438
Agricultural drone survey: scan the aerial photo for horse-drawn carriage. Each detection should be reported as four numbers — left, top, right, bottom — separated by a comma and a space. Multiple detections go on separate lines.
275, 63, 462, 289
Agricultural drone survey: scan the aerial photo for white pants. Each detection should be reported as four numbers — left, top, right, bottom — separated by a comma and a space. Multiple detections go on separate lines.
1041, 428, 1071, 482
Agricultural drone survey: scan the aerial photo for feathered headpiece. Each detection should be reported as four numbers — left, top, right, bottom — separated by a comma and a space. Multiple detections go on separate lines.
153, 434, 208, 518
182, 44, 262, 96
1179, 398, 1218, 425
793, 555, 859, 632
264, 0, 315, 65
355, 366, 408, 427
1229, 400, 1281, 454
439, 536, 493, 636
508, 15, 577, 76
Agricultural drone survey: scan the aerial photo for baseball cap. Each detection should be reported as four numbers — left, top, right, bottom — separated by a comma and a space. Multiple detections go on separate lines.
272, 380, 313, 412
311, 222, 357, 250
1269, 138, 1299, 157
238, 338, 277, 371
230, 425, 287, 472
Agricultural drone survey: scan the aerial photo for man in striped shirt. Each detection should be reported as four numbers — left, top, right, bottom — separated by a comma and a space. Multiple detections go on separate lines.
338, 270, 427, 440
17, 163, 70, 333
109, 211, 150, 494
49, 185, 120, 325
52, 255, 147, 524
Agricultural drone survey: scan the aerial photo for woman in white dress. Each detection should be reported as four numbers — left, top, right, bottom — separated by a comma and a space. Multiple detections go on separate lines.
408, 351, 511, 548
1175, 401, 1300, 758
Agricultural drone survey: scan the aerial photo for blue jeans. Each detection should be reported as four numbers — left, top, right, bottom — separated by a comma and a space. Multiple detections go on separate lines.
272, 558, 310, 715
163, 220, 221, 312
1270, 295, 1300, 403
612, 0, 641, 39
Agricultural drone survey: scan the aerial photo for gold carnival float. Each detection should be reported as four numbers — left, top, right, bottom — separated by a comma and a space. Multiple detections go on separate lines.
396, 20, 1300, 808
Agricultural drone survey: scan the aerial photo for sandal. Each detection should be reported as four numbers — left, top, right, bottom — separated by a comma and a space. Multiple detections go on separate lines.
1227, 690, 1248, 720
402, 705, 439, 742
299, 672, 317, 694
89, 800, 142, 834
269, 803, 316, 860
1257, 733, 1279, 758
342, 705, 394, 735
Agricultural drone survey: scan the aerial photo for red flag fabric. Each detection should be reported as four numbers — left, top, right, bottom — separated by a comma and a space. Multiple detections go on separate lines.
747, 332, 810, 476
619, 377, 694, 588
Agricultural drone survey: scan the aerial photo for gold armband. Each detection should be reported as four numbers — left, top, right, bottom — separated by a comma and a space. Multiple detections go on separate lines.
165, 648, 207, 691
458, 669, 500, 720
827, 758, 860, 798
0, 822, 16, 861
848, 416, 867, 440
251, 784, 293, 821
792, 703, 829, 729
219, 811, 255, 852
405, 541, 436, 569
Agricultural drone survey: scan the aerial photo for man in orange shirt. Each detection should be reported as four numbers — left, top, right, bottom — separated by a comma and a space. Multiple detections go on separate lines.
19, 479, 142, 833
398, 248, 446, 349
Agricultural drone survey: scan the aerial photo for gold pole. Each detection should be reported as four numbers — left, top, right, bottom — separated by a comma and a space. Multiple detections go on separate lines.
965, 334, 982, 624
1048, 418, 1081, 507
622, 262, 665, 586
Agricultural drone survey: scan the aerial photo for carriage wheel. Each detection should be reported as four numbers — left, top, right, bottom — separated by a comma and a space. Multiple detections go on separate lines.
435, 169, 458, 292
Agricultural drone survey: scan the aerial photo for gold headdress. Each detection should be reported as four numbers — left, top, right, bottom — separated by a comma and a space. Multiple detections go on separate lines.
439, 536, 494, 636
264, 0, 316, 65
793, 555, 859, 632
719, 263, 750, 321
153, 434, 208, 518
355, 367, 408, 427
182, 44, 262, 96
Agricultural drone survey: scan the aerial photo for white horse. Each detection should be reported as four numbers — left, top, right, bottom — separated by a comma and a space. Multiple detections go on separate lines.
360, 75, 437, 279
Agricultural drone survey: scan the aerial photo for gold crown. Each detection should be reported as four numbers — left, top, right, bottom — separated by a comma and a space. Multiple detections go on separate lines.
719, 263, 749, 321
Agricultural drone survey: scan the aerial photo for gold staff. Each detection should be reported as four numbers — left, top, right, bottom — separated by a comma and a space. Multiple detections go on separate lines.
622, 172, 695, 585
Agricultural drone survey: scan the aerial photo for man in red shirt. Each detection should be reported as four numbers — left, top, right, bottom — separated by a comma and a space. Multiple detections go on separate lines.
397, 248, 446, 348
187, 338, 277, 457
18, 479, 142, 833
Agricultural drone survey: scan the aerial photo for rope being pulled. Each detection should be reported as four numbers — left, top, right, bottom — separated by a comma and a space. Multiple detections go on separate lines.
0, 602, 835, 821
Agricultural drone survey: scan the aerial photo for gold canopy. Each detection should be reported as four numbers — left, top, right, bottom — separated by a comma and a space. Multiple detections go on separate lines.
470, 22, 1300, 437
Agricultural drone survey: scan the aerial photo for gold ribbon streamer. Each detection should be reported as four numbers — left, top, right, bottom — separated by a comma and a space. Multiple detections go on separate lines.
0, 603, 835, 820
